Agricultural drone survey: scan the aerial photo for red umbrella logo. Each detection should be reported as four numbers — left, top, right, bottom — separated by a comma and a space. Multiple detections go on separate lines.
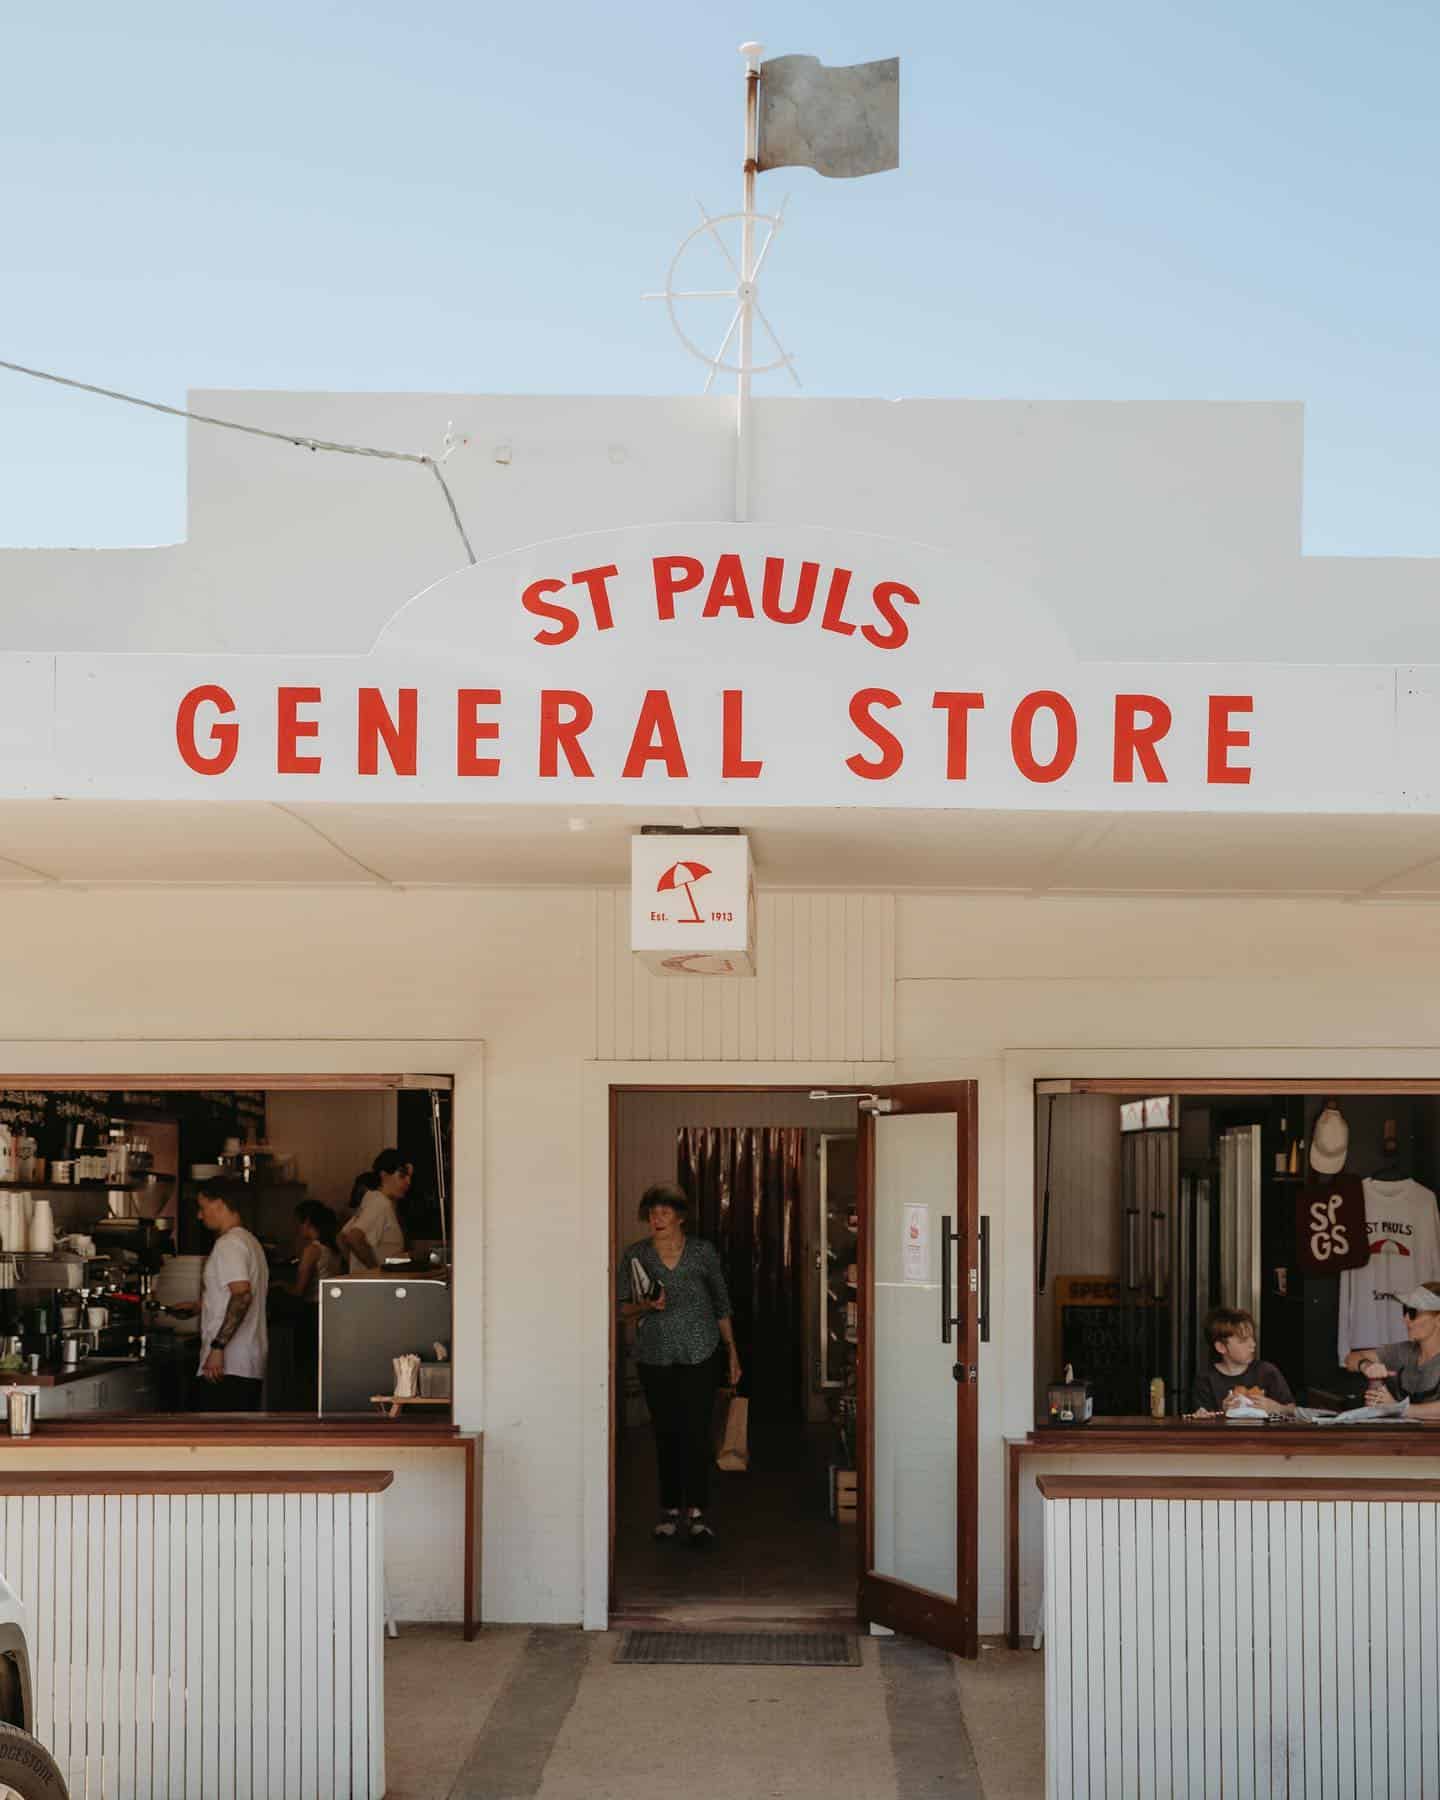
657, 859, 711, 924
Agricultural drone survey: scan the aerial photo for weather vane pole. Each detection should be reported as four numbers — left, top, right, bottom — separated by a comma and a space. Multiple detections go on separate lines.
736, 41, 764, 524
645, 45, 898, 525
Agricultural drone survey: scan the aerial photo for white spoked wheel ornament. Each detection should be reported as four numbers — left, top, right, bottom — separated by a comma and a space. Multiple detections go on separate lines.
645, 202, 802, 393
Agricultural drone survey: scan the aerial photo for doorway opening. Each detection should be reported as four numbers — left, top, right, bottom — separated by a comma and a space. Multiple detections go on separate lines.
610, 1087, 861, 1628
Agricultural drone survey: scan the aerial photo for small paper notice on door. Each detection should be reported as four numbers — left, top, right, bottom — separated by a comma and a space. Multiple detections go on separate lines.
903, 1204, 930, 1283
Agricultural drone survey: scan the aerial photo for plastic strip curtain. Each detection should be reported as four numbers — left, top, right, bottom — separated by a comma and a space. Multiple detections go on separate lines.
676, 1126, 805, 1415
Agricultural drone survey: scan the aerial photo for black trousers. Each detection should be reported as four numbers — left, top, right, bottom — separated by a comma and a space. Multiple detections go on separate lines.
639, 1358, 717, 1512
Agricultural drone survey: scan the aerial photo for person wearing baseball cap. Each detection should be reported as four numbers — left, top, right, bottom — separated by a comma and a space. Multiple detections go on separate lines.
1345, 1282, 1440, 1414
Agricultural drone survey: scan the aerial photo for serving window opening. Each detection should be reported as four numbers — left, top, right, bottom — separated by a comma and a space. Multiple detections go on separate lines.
0, 1076, 453, 1421
1035, 1085, 1440, 1423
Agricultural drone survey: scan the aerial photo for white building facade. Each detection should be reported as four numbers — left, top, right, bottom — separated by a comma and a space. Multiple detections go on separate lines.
3, 390, 1440, 1636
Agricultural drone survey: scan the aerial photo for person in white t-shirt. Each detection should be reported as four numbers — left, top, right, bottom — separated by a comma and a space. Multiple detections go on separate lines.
183, 1186, 269, 1410
339, 1148, 409, 1275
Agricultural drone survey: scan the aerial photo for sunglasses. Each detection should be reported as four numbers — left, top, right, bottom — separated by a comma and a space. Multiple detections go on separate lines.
1403, 1306, 1422, 1321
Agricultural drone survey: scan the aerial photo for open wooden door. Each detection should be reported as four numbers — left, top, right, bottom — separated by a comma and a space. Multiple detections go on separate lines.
856, 1082, 979, 1657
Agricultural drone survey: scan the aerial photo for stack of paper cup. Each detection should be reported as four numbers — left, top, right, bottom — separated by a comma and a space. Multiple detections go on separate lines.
27, 1198, 53, 1254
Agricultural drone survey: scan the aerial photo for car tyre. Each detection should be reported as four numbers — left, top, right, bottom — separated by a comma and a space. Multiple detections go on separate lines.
0, 1721, 66, 1798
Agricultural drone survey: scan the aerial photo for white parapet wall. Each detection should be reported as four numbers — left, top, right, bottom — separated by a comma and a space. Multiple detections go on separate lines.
1043, 1475, 1440, 1798
0, 1472, 387, 1800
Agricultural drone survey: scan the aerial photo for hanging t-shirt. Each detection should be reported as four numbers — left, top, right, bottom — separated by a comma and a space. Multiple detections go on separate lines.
1337, 1179, 1440, 1362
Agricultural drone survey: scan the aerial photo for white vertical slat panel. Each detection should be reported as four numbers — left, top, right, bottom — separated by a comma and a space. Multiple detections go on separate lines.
1386, 1504, 1407, 1800
1286, 1502, 1308, 1800
267, 1493, 286, 1799
26, 1495, 52, 1770
331, 1493, 352, 1800
809, 893, 830, 1059
86, 1494, 107, 1791
247, 1493, 269, 1800
1273, 1501, 1294, 1795
1081, 1499, 1106, 1799
682, 965, 704, 1063
1183, 1500, 1206, 1800
1232, 1501, 1254, 1800
1401, 1505, 1421, 1799
349, 1495, 369, 1800
1369, 1502, 1390, 1799
1350, 1503, 1372, 1800
134, 1495, 154, 1800
1167, 1498, 1189, 1798
168, 1493, 189, 1800
1044, 1499, 1057, 1800
184, 1490, 205, 1800
49, 1494, 71, 1784
283, 1494, 304, 1799
234, 1492, 254, 1800
1216, 1501, 1238, 1800
872, 894, 895, 1062
771, 894, 795, 1059
200, 1493, 222, 1800
150, 1494, 170, 1800
1418, 1502, 1438, 1800
1100, 1502, 1123, 1797
299, 1493, 319, 1800
1249, 1501, 1270, 1800
1065, 1501, 1088, 1800
216, 1492, 237, 1800
314, 1492, 336, 1800
101, 1493, 122, 1790
1118, 1499, 1140, 1800
594, 889, 896, 1061
1316, 1502, 1337, 1799
1331, 1503, 1353, 1800
1147, 1499, 1170, 1800
367, 1492, 386, 1800
116, 1493, 139, 1800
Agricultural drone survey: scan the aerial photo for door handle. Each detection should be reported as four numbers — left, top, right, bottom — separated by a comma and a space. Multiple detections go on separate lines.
940, 1213, 962, 1344
1124, 1209, 1140, 1292
978, 1215, 991, 1344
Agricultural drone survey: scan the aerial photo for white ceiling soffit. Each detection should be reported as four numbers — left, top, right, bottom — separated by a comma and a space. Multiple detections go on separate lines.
0, 800, 1438, 900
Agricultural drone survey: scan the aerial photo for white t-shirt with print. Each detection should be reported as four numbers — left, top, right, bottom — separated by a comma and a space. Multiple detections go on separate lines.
198, 1225, 269, 1379
347, 1189, 405, 1274
1338, 1179, 1440, 1361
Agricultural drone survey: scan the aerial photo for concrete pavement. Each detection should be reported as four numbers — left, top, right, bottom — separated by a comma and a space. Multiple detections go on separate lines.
383, 1629, 1045, 1800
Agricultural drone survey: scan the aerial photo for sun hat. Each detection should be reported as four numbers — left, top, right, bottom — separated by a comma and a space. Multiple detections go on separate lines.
1396, 1287, 1440, 1314
1309, 1105, 1349, 1176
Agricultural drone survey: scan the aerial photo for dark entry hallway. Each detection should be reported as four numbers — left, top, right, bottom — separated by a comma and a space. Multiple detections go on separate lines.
613, 1418, 856, 1625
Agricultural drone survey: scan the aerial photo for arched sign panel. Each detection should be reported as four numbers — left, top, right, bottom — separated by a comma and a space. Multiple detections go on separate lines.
8, 521, 1429, 809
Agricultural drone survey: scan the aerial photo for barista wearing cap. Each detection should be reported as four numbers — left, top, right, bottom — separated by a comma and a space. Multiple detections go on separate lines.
1345, 1283, 1440, 1415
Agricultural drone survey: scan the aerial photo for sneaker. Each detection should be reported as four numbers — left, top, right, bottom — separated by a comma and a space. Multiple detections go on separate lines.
653, 1509, 680, 1541
686, 1512, 716, 1549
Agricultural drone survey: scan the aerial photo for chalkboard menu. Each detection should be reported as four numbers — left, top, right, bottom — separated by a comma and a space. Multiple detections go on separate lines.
1056, 1276, 1166, 1417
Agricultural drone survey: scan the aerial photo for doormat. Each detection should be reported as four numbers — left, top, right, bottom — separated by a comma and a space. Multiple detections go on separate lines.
615, 1630, 862, 1667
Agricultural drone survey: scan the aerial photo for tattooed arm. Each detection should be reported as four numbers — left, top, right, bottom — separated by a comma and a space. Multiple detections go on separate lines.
201, 1281, 253, 1381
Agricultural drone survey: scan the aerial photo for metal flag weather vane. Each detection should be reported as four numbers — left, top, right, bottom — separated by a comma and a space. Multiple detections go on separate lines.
646, 43, 900, 524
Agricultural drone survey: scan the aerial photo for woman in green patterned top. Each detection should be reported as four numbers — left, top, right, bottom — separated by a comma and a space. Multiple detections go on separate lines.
618, 1183, 741, 1547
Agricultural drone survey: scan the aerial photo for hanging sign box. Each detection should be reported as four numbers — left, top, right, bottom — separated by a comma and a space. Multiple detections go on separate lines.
630, 834, 756, 976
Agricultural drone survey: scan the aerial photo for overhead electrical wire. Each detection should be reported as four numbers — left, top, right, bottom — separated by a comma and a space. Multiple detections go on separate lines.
0, 355, 477, 565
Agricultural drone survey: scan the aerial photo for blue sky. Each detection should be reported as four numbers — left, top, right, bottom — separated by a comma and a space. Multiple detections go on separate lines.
2, 0, 1438, 552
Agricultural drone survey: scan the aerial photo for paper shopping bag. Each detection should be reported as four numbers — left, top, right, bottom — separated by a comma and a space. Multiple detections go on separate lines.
715, 1390, 750, 1472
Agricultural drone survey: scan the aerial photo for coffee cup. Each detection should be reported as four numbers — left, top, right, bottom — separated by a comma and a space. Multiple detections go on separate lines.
85, 1307, 107, 1331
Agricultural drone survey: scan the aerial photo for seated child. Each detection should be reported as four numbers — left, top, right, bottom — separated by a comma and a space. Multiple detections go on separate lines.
1190, 1306, 1295, 1416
